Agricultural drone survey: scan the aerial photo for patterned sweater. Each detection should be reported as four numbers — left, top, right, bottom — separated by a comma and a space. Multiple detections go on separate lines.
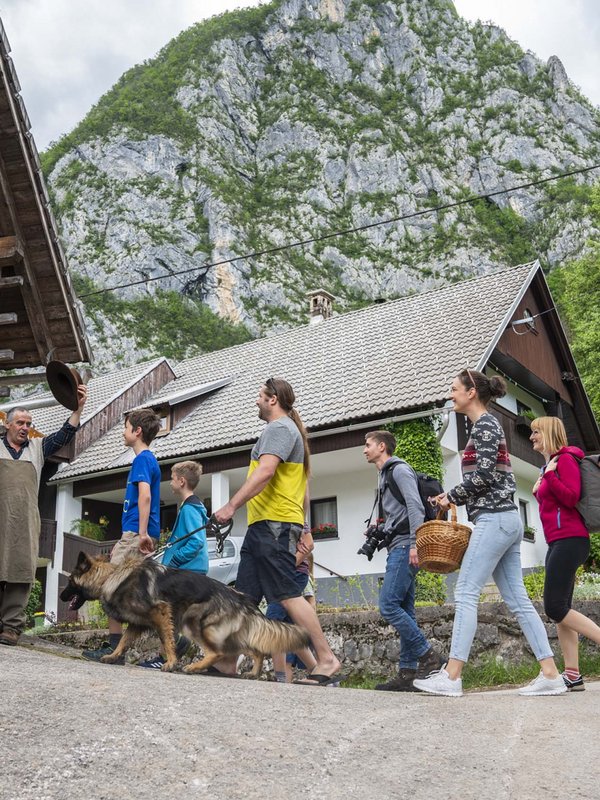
447, 412, 517, 521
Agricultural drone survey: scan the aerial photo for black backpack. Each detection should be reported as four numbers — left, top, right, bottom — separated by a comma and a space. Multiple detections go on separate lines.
383, 460, 445, 522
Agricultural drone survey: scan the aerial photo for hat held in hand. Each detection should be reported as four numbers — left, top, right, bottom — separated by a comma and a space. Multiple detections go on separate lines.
46, 360, 83, 411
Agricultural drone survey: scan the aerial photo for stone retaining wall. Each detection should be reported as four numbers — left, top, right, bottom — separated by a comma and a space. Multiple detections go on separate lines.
318, 601, 600, 677
41, 601, 600, 678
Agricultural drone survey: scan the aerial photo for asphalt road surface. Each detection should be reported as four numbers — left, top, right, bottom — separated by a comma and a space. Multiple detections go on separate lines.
2, 639, 597, 800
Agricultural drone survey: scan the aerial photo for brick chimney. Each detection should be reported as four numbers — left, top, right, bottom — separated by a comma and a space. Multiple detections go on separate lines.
306, 289, 335, 325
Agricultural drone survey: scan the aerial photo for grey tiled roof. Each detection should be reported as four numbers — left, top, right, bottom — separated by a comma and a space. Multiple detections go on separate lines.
51, 263, 536, 482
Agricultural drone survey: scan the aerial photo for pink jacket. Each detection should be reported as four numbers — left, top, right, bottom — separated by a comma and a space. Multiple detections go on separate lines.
534, 445, 588, 544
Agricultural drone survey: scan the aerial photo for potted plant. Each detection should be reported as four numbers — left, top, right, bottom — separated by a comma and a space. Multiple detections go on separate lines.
515, 408, 537, 435
311, 523, 338, 540
523, 525, 536, 542
70, 515, 110, 541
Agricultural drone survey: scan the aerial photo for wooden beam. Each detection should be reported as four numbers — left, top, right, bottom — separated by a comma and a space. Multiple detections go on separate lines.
0, 152, 53, 363
0, 349, 15, 361
0, 312, 17, 324
0, 234, 23, 263
0, 371, 46, 386
0, 274, 23, 288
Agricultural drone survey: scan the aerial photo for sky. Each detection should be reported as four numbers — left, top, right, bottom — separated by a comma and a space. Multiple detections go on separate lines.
1, 0, 599, 152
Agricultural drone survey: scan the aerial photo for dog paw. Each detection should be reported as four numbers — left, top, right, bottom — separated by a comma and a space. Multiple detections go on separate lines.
161, 661, 176, 672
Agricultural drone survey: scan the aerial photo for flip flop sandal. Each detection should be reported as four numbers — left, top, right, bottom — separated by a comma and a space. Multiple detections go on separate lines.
294, 673, 342, 687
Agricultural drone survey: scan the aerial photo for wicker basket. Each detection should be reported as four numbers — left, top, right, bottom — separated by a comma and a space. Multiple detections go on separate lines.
416, 504, 472, 574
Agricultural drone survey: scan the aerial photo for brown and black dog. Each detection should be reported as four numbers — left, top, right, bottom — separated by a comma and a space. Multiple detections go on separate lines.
61, 551, 310, 675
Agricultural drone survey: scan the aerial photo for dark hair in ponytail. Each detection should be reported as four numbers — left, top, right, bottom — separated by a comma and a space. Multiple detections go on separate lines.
458, 369, 506, 407
263, 378, 311, 476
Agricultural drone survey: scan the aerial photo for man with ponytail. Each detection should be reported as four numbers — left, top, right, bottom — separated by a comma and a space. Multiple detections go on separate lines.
215, 378, 341, 685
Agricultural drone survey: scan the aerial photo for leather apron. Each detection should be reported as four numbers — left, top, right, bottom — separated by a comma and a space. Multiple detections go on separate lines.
0, 459, 41, 583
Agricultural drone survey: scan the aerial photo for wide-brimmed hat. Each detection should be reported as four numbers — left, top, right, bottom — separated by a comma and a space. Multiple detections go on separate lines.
46, 360, 83, 411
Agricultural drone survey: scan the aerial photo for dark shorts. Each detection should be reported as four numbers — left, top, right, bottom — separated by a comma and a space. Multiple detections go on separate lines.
544, 536, 590, 622
235, 520, 303, 604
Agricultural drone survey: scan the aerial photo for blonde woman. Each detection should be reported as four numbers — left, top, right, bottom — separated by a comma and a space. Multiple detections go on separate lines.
530, 416, 600, 691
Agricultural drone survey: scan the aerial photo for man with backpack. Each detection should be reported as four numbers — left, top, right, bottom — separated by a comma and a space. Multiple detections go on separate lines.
363, 430, 444, 691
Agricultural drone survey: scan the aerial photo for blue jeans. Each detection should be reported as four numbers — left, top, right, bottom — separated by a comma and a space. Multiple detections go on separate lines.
450, 510, 553, 663
379, 545, 430, 670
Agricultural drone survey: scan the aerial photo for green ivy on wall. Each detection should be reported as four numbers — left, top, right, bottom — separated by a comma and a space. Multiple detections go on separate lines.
386, 418, 444, 481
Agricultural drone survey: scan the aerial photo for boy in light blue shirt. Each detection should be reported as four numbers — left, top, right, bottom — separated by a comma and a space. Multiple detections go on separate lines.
139, 460, 208, 669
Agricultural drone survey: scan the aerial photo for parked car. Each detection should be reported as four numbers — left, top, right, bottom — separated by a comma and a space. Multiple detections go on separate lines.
207, 536, 242, 586
153, 535, 242, 587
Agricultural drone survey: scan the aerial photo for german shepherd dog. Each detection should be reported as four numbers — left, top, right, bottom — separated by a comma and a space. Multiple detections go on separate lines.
61, 551, 311, 676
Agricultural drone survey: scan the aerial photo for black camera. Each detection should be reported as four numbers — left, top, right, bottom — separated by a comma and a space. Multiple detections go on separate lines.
357, 523, 388, 561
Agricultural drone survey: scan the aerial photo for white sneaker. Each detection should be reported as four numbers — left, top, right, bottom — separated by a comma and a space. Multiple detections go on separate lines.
518, 672, 568, 696
413, 667, 463, 697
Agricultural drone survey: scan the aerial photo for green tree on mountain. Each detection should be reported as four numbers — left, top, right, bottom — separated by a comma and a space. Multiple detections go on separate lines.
548, 184, 600, 421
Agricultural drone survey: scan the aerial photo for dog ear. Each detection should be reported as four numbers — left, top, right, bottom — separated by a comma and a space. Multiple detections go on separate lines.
76, 551, 93, 573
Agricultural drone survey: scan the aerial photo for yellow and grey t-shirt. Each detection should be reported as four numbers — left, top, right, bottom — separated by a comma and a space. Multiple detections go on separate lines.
247, 416, 306, 526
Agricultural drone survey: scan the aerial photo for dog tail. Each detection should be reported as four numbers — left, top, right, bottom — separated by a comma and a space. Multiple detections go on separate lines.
244, 616, 311, 656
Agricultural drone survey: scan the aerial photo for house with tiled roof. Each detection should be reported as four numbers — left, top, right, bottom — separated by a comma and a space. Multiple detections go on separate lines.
5, 262, 596, 619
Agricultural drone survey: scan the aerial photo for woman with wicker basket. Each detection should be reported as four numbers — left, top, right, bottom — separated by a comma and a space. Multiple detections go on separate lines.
413, 369, 566, 697
530, 415, 600, 692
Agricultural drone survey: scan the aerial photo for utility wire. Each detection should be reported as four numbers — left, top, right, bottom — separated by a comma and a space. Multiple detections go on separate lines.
80, 162, 600, 299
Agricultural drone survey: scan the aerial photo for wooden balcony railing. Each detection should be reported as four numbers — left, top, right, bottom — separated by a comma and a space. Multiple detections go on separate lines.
39, 519, 57, 563
62, 532, 119, 574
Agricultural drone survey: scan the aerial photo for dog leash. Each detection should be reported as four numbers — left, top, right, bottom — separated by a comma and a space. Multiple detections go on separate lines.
151, 515, 234, 562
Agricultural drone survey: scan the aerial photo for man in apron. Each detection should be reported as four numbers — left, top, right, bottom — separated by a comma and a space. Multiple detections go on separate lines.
0, 385, 87, 645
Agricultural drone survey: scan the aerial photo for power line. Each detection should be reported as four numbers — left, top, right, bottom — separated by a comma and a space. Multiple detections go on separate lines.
80, 162, 600, 299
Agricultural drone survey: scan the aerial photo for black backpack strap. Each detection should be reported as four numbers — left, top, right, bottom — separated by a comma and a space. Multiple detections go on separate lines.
385, 469, 406, 506
382, 460, 408, 507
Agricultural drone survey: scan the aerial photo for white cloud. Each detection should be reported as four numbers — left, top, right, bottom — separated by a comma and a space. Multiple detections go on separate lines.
1, 0, 598, 152
0, 0, 265, 149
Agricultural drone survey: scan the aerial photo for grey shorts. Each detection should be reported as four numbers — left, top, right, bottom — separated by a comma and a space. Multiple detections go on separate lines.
109, 531, 150, 565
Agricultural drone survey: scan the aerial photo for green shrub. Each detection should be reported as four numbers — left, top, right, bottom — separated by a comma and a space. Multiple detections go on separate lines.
86, 600, 109, 628
388, 418, 444, 482
573, 570, 600, 600
587, 534, 600, 570
415, 571, 446, 605
70, 518, 108, 541
522, 568, 545, 601
25, 580, 43, 627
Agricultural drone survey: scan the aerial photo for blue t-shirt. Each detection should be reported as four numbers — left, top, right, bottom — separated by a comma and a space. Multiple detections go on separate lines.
122, 450, 162, 538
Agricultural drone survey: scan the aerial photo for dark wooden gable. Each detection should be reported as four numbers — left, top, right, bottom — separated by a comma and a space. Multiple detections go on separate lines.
491, 268, 599, 453
0, 22, 91, 370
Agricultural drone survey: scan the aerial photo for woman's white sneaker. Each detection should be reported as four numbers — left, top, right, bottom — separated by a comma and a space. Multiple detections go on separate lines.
413, 667, 463, 697
518, 672, 568, 696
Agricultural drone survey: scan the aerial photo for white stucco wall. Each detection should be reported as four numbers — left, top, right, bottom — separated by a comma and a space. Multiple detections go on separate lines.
45, 483, 81, 621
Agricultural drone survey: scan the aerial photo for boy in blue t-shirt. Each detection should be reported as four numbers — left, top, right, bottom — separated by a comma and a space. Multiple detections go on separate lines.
139, 460, 209, 669
83, 408, 162, 664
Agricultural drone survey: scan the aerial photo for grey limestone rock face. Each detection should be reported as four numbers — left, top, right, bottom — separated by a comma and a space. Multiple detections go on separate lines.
46, 0, 600, 368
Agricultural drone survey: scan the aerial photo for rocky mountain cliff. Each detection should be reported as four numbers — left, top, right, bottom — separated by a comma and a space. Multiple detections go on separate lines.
43, 0, 600, 369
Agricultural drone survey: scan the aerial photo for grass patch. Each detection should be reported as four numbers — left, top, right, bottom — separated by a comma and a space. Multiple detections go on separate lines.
344, 647, 600, 691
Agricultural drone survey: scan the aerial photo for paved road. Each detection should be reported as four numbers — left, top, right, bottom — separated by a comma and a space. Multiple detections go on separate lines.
1, 639, 597, 800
